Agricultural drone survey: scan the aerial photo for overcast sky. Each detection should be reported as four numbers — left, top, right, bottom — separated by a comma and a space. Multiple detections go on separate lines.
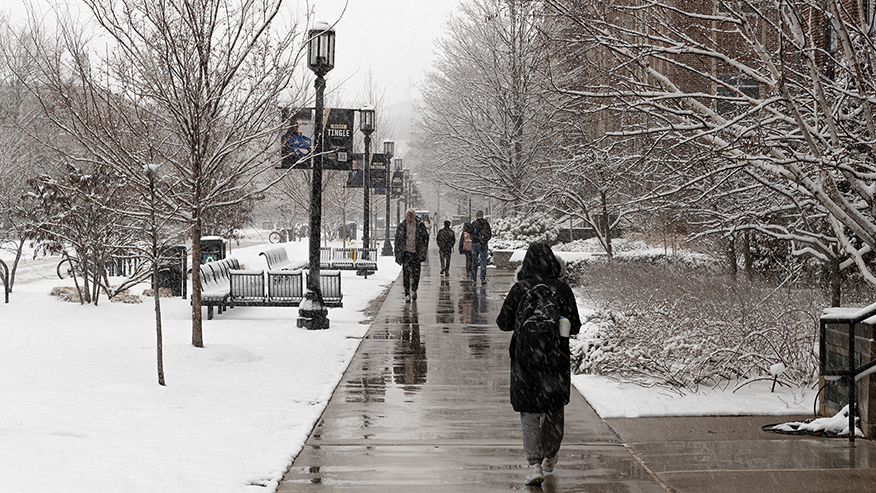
6, 1, 463, 107
312, 0, 462, 107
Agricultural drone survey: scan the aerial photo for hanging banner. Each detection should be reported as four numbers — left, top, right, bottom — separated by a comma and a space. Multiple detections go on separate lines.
370, 153, 388, 194
391, 170, 403, 197
346, 153, 365, 188
280, 107, 355, 170
280, 108, 312, 169
345, 153, 389, 189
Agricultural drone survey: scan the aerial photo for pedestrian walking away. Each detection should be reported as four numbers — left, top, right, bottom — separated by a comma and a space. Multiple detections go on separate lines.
459, 222, 473, 279
394, 208, 429, 302
423, 214, 432, 240
436, 220, 456, 276
496, 243, 581, 486
470, 210, 491, 284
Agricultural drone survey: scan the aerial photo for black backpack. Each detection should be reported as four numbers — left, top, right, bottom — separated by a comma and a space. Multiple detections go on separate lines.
514, 283, 564, 368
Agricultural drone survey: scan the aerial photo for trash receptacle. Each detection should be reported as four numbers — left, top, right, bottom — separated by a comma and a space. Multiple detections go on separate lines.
200, 237, 226, 263
158, 245, 187, 298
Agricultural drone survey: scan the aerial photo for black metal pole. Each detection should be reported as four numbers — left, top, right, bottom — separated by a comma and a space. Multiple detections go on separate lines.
298, 73, 329, 330
381, 154, 394, 256
849, 322, 856, 442
362, 133, 371, 255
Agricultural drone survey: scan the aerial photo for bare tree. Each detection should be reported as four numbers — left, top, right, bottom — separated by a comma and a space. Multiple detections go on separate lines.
547, 0, 876, 296
13, 0, 310, 346
0, 17, 60, 291
413, 0, 558, 213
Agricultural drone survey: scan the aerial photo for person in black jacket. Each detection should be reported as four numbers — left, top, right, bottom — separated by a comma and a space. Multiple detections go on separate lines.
470, 210, 491, 284
496, 243, 581, 486
436, 221, 456, 276
394, 208, 429, 302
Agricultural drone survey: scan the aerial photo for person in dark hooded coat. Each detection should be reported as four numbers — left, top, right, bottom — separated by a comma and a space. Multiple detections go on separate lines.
496, 242, 581, 485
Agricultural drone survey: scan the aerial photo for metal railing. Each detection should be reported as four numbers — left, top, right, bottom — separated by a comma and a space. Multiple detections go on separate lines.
819, 301, 876, 442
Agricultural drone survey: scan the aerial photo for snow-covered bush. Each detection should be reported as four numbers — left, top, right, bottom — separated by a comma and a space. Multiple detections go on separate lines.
555, 238, 722, 288
570, 261, 822, 394
491, 215, 562, 250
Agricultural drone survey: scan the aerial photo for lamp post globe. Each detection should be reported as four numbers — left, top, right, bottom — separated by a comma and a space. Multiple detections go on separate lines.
307, 21, 335, 76
298, 21, 335, 330
381, 140, 395, 256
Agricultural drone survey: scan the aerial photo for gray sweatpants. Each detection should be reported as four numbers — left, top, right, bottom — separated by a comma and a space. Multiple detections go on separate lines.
520, 409, 565, 465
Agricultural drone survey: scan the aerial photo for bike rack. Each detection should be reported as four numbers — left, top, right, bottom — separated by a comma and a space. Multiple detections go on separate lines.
819, 302, 876, 442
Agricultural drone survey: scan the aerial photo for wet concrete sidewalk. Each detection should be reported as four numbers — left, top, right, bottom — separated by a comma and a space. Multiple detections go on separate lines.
278, 247, 876, 492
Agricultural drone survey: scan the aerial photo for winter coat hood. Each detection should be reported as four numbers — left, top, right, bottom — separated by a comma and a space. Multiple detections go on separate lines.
517, 243, 561, 282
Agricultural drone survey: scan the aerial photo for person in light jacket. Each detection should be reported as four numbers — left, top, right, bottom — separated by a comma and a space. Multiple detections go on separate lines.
394, 208, 429, 302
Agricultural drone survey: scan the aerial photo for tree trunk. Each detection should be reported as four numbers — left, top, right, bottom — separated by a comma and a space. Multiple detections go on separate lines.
191, 214, 203, 348
830, 259, 842, 307
742, 231, 753, 280
727, 235, 737, 277
9, 238, 24, 291
153, 261, 166, 385
600, 190, 613, 258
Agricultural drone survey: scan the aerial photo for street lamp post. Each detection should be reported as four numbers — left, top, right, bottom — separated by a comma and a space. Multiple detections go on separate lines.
298, 21, 335, 331
404, 168, 410, 212
358, 105, 375, 274
381, 140, 395, 256
394, 158, 402, 225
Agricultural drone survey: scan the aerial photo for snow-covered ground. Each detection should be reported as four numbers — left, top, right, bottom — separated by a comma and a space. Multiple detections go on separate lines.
0, 233, 828, 492
574, 373, 816, 419
1, 232, 401, 492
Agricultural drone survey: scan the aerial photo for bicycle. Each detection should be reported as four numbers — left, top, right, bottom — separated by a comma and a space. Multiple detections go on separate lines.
57, 256, 84, 279
269, 229, 293, 244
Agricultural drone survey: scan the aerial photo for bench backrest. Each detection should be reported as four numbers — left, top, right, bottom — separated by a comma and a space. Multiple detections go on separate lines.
200, 257, 239, 289
260, 248, 290, 270
358, 248, 378, 263
200, 263, 218, 289
333, 248, 356, 261
230, 270, 265, 300
320, 247, 332, 262
305, 270, 343, 304
267, 270, 304, 302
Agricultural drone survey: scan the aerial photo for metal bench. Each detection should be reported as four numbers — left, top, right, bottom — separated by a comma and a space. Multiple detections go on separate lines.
331, 248, 357, 270
267, 270, 305, 305
229, 269, 266, 304
198, 257, 239, 320
306, 270, 343, 307
320, 247, 333, 269
321, 247, 379, 274
259, 247, 307, 271
207, 268, 342, 317
354, 247, 378, 275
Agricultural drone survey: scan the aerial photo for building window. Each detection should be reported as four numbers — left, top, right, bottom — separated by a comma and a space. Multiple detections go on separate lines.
716, 73, 760, 114
717, 0, 756, 14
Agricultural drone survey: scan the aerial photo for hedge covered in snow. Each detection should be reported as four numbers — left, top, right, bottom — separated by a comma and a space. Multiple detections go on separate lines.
566, 249, 822, 395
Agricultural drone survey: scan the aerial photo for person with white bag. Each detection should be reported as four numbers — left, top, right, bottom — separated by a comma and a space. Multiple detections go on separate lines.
496, 243, 581, 486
